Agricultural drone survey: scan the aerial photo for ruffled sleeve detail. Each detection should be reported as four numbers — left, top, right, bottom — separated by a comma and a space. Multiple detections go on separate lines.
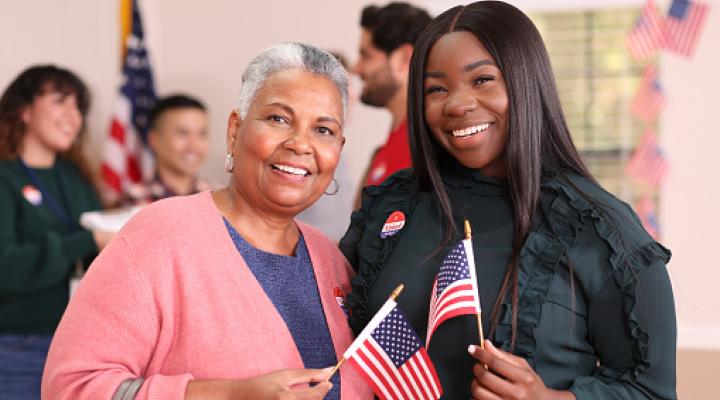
493, 230, 565, 366
339, 170, 419, 334
530, 175, 671, 379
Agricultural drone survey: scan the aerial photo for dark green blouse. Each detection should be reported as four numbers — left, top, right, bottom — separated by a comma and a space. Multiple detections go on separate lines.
340, 163, 676, 400
0, 158, 101, 334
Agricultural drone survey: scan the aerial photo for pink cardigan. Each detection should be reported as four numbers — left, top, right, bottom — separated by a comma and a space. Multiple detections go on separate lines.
42, 191, 372, 400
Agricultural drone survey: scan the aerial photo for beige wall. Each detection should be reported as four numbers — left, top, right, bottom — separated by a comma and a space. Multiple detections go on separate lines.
660, 0, 720, 351
2, 0, 718, 396
0, 0, 391, 190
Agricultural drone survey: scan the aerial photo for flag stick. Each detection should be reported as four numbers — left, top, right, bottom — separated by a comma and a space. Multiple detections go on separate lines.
390, 283, 405, 300
465, 220, 485, 350
327, 356, 345, 378
326, 284, 405, 380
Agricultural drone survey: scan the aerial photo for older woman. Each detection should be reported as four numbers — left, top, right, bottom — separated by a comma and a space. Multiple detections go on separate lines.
42, 43, 371, 400
341, 1, 675, 399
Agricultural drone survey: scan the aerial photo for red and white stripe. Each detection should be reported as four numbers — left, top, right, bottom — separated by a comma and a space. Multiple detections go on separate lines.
626, 0, 668, 60
343, 299, 443, 400
347, 340, 441, 400
631, 65, 665, 123
101, 97, 153, 200
625, 129, 670, 188
665, 0, 710, 58
426, 239, 481, 347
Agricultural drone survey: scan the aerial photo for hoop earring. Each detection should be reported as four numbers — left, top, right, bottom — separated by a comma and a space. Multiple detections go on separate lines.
224, 154, 234, 172
324, 178, 339, 195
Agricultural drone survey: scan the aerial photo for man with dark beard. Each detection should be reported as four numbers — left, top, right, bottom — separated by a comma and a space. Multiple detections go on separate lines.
351, 3, 431, 190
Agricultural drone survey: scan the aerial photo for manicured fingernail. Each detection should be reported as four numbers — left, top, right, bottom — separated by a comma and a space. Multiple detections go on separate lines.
323, 367, 334, 373
468, 345, 476, 353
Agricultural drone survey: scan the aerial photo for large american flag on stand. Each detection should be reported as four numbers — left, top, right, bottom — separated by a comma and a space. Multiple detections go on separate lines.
631, 65, 665, 123
343, 299, 443, 400
102, 0, 156, 201
426, 238, 481, 347
665, 0, 710, 58
626, 0, 668, 61
625, 129, 670, 188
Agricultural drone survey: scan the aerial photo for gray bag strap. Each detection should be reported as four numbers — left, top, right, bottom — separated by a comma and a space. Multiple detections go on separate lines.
112, 378, 145, 400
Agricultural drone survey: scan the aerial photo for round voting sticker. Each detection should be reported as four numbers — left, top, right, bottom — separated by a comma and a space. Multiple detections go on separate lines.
380, 211, 406, 238
22, 185, 42, 206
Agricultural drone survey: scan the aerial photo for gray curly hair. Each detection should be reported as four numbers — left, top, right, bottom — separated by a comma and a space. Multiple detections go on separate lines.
236, 43, 349, 121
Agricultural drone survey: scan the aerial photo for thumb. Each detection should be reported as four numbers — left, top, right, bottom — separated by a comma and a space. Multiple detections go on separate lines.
293, 381, 333, 400
284, 367, 334, 386
309, 366, 335, 383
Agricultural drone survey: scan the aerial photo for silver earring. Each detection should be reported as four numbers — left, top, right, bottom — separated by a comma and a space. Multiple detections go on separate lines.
324, 178, 339, 195
224, 154, 234, 172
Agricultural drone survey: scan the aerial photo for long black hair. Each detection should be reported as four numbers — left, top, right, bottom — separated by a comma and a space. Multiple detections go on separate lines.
408, 1, 594, 348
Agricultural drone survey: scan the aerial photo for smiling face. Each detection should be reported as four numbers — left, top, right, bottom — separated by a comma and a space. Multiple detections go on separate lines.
227, 68, 345, 216
423, 31, 510, 178
149, 107, 209, 178
21, 89, 83, 154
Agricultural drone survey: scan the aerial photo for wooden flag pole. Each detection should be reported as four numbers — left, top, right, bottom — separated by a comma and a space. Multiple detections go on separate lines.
327, 357, 345, 378
326, 284, 405, 380
465, 220, 485, 350
390, 283, 405, 300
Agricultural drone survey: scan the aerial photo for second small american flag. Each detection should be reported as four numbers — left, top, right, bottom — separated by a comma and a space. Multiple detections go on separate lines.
426, 238, 482, 347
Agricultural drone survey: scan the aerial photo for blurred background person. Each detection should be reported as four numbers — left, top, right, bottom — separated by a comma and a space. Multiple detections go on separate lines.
351, 2, 431, 195
42, 43, 371, 400
123, 94, 210, 204
0, 65, 113, 399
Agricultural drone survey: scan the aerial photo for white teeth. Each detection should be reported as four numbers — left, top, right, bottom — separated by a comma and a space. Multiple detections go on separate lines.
452, 123, 490, 137
273, 164, 309, 176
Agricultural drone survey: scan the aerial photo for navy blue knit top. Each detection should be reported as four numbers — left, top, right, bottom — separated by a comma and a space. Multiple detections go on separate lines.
223, 219, 340, 399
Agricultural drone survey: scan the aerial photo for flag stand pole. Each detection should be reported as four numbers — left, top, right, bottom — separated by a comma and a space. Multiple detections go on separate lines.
465, 220, 485, 350
326, 284, 406, 380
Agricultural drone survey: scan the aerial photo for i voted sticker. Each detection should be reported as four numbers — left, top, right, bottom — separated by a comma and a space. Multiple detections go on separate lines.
380, 211, 406, 238
22, 185, 42, 206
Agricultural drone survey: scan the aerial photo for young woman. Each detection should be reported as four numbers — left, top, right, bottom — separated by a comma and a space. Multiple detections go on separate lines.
0, 65, 112, 399
340, 2, 676, 399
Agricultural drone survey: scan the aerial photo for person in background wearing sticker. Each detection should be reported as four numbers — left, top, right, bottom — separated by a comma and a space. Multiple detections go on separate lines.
0, 65, 113, 399
351, 2, 432, 206
340, 1, 676, 399
42, 43, 372, 400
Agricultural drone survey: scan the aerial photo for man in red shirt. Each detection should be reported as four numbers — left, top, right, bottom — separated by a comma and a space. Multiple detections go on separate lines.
351, 3, 431, 190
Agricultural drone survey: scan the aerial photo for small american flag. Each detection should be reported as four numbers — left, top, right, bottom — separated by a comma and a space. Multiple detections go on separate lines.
343, 299, 443, 400
426, 238, 481, 347
665, 0, 710, 58
631, 65, 665, 123
626, 0, 668, 61
102, 0, 156, 201
635, 196, 661, 239
625, 129, 670, 188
